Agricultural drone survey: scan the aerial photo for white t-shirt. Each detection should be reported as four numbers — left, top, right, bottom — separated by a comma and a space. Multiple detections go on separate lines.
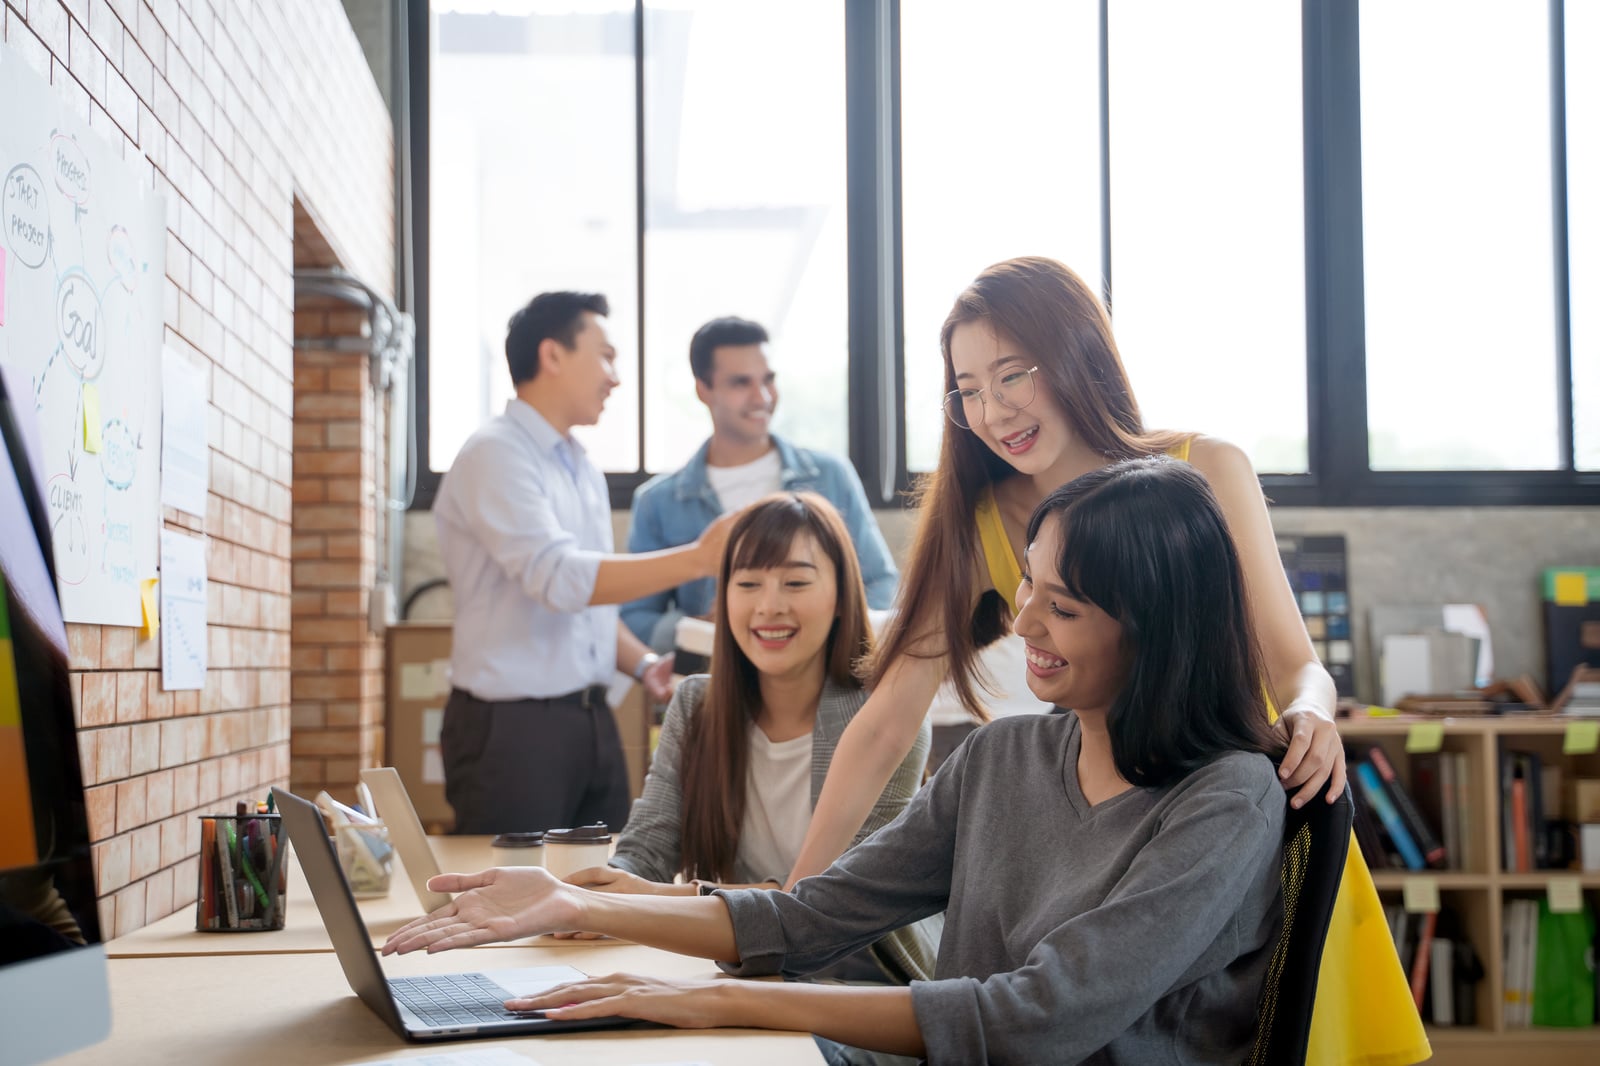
737, 722, 814, 883
706, 448, 784, 514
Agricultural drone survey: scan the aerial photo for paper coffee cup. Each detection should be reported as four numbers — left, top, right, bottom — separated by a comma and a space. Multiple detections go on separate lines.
672, 615, 715, 679
490, 831, 545, 867
542, 824, 614, 881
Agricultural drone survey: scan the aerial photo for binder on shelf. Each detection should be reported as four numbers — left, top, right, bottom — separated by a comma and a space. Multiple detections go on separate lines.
1367, 746, 1447, 868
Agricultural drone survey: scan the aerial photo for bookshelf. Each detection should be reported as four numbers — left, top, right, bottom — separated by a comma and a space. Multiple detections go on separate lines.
1338, 716, 1600, 1066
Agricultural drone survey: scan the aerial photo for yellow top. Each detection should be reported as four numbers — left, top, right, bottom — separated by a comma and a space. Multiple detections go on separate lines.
968, 437, 1429, 1066
975, 439, 1192, 614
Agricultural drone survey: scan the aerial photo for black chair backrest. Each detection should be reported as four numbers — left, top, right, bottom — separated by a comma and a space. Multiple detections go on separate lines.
1246, 783, 1354, 1066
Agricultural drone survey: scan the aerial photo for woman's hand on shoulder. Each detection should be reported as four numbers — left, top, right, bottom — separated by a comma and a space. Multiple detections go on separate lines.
1277, 705, 1347, 808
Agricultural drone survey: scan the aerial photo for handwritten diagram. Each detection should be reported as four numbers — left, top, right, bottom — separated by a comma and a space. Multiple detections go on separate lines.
0, 46, 165, 625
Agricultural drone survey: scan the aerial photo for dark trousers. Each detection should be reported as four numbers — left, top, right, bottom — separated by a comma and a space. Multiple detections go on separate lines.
440, 686, 631, 836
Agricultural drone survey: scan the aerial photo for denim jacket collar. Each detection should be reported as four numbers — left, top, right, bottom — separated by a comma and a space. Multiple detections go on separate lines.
671, 433, 819, 503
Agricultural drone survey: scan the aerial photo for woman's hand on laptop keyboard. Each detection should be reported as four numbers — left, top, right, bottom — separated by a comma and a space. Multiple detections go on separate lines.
380, 867, 582, 955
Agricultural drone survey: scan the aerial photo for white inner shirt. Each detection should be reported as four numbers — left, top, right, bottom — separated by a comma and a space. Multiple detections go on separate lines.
737, 721, 814, 884
706, 448, 783, 514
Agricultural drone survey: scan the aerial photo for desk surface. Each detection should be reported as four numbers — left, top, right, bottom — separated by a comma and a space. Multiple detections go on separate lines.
59, 946, 823, 1065
108, 836, 602, 958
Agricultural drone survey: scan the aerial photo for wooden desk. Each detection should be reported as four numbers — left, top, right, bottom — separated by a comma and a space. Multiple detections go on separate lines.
58, 946, 823, 1065
108, 836, 605, 958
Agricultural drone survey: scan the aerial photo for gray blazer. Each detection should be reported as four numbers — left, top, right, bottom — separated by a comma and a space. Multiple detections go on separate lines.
610, 673, 939, 982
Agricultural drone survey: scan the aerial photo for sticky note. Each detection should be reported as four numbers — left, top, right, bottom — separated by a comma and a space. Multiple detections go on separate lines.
1548, 877, 1583, 914
1563, 720, 1600, 755
1402, 876, 1440, 914
1365, 706, 1401, 718
139, 578, 159, 639
1405, 722, 1444, 754
0, 246, 8, 325
82, 383, 101, 453
1554, 571, 1590, 606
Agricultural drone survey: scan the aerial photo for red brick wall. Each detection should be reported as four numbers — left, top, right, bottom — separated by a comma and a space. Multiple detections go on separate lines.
4, 0, 393, 937
290, 297, 386, 803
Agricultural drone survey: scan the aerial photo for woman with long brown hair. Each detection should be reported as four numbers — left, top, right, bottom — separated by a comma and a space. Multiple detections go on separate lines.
564, 491, 934, 982
780, 256, 1424, 1065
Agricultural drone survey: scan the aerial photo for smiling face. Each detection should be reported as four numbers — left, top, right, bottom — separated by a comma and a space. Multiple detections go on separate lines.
947, 319, 1077, 476
698, 343, 777, 450
550, 311, 621, 427
1013, 513, 1129, 714
724, 531, 838, 683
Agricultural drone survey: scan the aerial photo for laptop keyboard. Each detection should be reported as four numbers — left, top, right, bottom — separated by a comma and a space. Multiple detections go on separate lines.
389, 973, 530, 1028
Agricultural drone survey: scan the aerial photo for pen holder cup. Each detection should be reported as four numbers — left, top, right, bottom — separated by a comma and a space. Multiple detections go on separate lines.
336, 822, 394, 899
195, 813, 287, 932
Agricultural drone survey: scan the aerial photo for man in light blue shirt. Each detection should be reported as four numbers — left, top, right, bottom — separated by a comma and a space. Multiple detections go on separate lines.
623, 317, 898, 651
434, 292, 736, 835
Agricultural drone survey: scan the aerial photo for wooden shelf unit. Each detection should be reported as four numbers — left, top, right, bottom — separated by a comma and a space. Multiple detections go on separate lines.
1338, 715, 1600, 1065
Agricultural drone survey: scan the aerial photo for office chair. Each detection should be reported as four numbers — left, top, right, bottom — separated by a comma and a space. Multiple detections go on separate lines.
1245, 783, 1354, 1066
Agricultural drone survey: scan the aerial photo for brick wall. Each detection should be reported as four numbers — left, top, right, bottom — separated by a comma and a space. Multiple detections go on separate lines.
290, 292, 386, 803
4, 0, 393, 937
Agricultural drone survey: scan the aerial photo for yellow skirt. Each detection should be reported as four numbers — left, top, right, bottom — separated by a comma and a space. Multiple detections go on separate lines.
1308, 842, 1432, 1066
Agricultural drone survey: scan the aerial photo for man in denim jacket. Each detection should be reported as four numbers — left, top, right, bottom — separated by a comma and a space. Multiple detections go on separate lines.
623, 317, 898, 651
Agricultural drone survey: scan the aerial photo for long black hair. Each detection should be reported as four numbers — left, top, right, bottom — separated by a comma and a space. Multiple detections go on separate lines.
1026, 457, 1284, 787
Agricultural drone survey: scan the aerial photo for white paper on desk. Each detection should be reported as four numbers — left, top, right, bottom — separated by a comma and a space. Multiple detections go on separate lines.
160, 530, 207, 690
160, 349, 209, 517
1441, 603, 1493, 686
355, 1047, 542, 1065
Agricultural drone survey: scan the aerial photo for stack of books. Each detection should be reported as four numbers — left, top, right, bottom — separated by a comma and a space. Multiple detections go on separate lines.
1380, 903, 1481, 1026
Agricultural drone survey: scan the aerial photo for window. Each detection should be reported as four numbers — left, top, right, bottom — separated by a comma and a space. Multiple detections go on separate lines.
427, 2, 639, 474
1567, 0, 1598, 470
641, 1, 848, 471
1359, 0, 1559, 470
1108, 0, 1307, 474
411, 1, 1599, 508
899, 0, 1101, 474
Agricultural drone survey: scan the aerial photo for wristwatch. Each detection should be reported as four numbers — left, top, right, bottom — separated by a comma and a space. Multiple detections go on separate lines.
632, 652, 661, 681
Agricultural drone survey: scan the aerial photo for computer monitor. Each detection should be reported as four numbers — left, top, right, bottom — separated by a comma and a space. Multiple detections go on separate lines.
0, 365, 112, 1063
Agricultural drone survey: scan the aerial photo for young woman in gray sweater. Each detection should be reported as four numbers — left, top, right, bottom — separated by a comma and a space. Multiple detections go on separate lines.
386, 458, 1289, 1065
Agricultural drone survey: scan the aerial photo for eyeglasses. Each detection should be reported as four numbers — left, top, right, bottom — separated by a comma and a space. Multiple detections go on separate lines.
942, 366, 1040, 429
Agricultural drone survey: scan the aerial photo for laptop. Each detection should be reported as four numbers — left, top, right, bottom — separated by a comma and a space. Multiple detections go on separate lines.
359, 766, 452, 913
272, 786, 646, 1040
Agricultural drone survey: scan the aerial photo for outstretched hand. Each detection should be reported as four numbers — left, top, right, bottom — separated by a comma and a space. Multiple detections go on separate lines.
505, 971, 730, 1029
381, 866, 581, 955
1277, 707, 1347, 808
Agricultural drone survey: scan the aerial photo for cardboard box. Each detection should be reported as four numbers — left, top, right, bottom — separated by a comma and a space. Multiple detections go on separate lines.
384, 623, 652, 832
1566, 778, 1600, 824
385, 623, 455, 831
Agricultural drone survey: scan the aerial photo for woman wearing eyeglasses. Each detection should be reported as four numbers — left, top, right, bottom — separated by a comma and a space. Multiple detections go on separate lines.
783, 256, 1428, 1066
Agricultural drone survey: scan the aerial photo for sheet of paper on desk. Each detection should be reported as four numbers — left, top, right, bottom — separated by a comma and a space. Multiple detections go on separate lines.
359, 1048, 543, 1065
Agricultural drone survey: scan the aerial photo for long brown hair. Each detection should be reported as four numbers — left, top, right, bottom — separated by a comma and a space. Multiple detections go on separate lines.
869, 256, 1187, 719
678, 492, 873, 882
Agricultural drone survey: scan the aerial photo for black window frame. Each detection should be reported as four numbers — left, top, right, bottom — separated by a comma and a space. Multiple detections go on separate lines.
408, 0, 1600, 513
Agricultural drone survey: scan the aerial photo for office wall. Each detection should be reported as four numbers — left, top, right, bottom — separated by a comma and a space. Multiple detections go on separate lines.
4, 0, 393, 937
402, 504, 1597, 702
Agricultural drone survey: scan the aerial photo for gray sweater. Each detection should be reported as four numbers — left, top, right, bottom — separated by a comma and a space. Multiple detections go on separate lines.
718, 711, 1285, 1065
610, 674, 930, 885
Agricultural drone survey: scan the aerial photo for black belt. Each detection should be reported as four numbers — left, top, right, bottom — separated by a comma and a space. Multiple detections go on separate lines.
566, 684, 610, 712
453, 685, 609, 711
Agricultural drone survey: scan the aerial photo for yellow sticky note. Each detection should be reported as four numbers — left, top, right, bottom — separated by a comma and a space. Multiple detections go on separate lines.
1402, 876, 1440, 914
1554, 571, 1590, 606
139, 578, 159, 640
1406, 722, 1444, 754
1548, 877, 1583, 914
1563, 720, 1600, 755
1365, 705, 1401, 718
82, 383, 102, 453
